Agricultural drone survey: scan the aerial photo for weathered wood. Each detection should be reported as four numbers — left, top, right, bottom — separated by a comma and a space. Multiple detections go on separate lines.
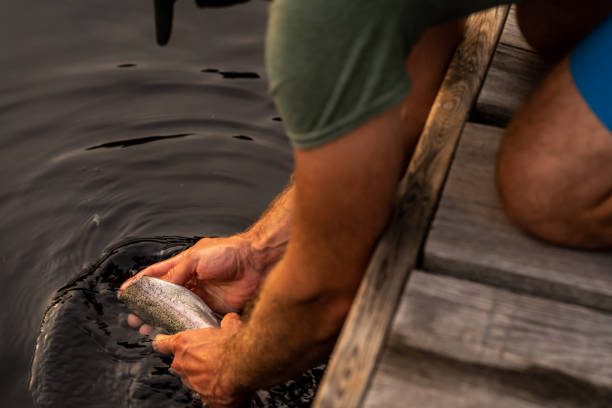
398, 271, 612, 388
475, 5, 554, 125
365, 340, 612, 408
363, 271, 612, 407
475, 43, 551, 125
365, 348, 552, 408
499, 5, 533, 51
424, 123, 612, 311
312, 7, 510, 408
475, 5, 553, 125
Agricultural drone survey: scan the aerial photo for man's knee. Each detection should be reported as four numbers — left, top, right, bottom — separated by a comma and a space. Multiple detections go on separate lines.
496, 132, 611, 249
516, 0, 612, 60
496, 137, 561, 242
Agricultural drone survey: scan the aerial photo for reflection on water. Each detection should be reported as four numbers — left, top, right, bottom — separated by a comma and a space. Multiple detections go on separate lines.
30, 238, 323, 408
0, 1, 297, 407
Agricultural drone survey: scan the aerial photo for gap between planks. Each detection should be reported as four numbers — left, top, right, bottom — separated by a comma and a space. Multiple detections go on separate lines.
474, 5, 553, 125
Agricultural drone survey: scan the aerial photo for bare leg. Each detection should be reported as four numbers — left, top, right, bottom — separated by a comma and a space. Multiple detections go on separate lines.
516, 0, 612, 61
497, 3, 612, 249
496, 57, 612, 249
400, 19, 465, 155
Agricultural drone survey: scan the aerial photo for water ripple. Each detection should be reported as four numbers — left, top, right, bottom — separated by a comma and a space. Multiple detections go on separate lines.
0, 1, 296, 406
86, 133, 193, 150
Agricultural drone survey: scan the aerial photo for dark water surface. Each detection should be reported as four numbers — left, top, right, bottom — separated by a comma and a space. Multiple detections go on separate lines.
0, 1, 298, 406
29, 238, 323, 407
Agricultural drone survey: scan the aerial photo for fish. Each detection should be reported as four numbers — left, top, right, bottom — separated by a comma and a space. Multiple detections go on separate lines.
119, 275, 220, 333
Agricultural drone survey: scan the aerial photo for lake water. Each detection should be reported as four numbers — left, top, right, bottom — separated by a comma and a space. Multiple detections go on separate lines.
0, 1, 303, 406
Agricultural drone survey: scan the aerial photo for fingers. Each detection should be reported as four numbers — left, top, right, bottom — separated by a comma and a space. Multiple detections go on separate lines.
141, 251, 187, 278
162, 253, 195, 285
153, 333, 176, 355
118, 251, 186, 295
127, 314, 143, 328
220, 313, 241, 330
127, 314, 152, 334
153, 318, 238, 354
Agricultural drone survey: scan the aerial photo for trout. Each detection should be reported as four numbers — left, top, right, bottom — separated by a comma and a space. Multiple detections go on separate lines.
119, 275, 220, 333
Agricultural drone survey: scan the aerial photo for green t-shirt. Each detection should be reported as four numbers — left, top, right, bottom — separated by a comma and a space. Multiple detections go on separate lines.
265, 0, 516, 149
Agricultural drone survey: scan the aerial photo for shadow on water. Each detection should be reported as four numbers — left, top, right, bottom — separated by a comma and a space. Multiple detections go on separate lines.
30, 237, 325, 408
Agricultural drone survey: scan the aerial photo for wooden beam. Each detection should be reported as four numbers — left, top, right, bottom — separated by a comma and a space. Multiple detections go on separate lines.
312, 7, 510, 408
424, 123, 612, 311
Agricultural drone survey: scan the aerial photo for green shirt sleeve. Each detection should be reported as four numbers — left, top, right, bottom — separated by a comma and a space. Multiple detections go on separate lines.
265, 0, 516, 150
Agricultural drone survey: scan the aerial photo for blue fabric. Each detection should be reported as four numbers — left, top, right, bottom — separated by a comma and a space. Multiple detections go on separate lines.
570, 14, 612, 132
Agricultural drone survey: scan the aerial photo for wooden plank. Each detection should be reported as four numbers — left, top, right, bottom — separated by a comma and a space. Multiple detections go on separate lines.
499, 5, 533, 51
475, 43, 551, 125
365, 348, 545, 408
424, 123, 612, 311
312, 7, 510, 408
363, 271, 612, 407
395, 271, 612, 388
475, 5, 554, 125
365, 348, 612, 408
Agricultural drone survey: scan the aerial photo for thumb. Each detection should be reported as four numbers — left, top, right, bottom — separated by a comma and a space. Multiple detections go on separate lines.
118, 251, 186, 295
220, 313, 242, 330
153, 333, 177, 355
163, 253, 195, 286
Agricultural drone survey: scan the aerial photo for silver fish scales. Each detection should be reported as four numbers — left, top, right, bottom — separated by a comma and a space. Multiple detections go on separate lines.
119, 275, 220, 333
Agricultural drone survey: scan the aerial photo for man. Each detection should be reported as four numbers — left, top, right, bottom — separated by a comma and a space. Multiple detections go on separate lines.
119, 1, 612, 406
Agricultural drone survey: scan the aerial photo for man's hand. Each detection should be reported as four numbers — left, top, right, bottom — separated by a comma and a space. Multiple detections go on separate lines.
154, 313, 246, 408
119, 235, 265, 332
119, 182, 293, 333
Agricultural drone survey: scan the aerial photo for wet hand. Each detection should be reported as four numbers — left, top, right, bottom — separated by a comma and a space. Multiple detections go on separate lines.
153, 313, 246, 408
119, 235, 264, 333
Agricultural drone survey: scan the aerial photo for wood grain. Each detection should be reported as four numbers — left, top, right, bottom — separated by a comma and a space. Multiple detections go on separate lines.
311, 7, 510, 408
475, 43, 551, 125
363, 272, 612, 407
424, 122, 612, 311
474, 6, 553, 126
397, 271, 612, 388
499, 5, 533, 51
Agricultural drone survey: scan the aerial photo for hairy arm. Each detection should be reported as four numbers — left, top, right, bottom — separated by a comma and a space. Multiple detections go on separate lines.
153, 103, 408, 406
152, 19, 464, 405
222, 102, 408, 391
241, 177, 295, 273
120, 180, 295, 316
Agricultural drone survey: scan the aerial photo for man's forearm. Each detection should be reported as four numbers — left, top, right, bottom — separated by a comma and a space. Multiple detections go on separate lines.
222, 245, 358, 391
218, 98, 408, 393
241, 177, 295, 272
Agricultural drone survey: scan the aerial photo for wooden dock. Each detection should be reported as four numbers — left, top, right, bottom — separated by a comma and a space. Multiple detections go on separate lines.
313, 6, 612, 407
